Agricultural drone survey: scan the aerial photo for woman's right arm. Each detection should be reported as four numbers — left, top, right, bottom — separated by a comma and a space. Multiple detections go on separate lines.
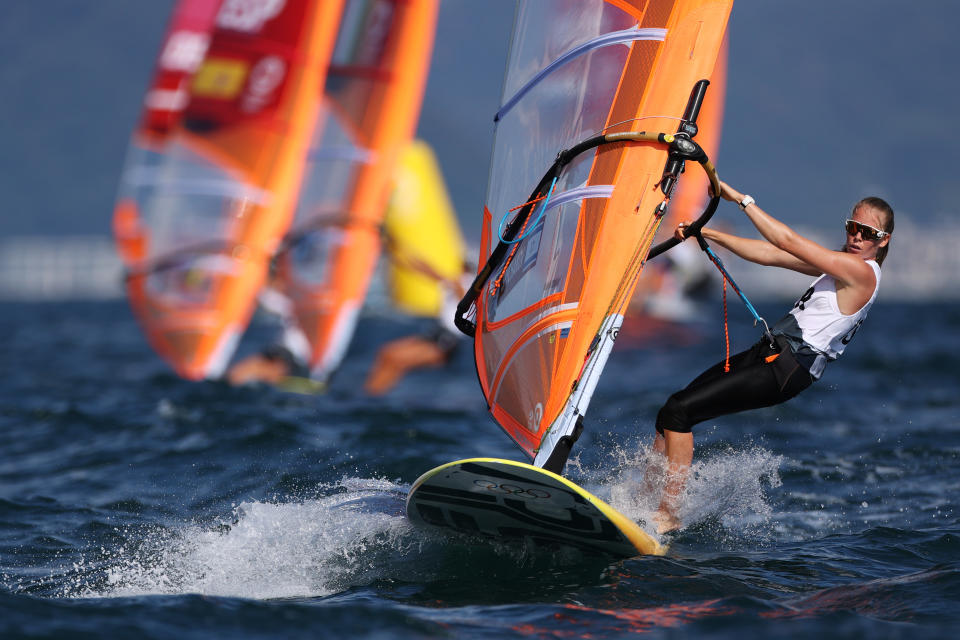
699, 226, 822, 275
674, 220, 821, 275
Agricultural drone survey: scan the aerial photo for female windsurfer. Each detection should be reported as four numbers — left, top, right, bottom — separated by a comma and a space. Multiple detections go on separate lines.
651, 180, 894, 534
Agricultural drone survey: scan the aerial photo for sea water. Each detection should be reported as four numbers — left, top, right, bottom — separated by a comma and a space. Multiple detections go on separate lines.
1, 300, 958, 638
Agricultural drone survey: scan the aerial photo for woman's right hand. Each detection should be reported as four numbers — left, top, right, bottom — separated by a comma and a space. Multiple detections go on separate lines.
674, 221, 693, 241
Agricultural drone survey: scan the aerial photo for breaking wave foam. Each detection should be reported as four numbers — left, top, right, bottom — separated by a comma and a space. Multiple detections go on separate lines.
71, 478, 424, 600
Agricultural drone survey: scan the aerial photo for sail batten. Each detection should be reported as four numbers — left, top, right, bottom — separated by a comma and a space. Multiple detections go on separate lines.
496, 27, 668, 122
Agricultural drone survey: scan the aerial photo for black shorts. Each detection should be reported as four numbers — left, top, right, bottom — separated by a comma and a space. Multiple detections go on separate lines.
261, 344, 309, 378
655, 335, 815, 435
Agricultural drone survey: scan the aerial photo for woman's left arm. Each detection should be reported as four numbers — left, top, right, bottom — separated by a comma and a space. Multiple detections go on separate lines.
718, 182, 874, 288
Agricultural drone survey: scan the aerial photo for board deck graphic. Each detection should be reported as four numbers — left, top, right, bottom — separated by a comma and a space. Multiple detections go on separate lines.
406, 458, 665, 558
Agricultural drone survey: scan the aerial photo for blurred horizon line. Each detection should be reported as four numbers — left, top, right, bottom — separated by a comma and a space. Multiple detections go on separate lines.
0, 215, 954, 303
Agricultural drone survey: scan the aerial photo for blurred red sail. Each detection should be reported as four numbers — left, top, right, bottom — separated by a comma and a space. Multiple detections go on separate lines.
113, 0, 347, 379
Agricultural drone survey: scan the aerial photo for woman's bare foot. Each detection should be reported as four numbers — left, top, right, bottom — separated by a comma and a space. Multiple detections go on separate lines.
653, 510, 681, 534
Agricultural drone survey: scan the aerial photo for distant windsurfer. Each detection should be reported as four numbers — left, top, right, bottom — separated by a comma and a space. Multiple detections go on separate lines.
225, 278, 312, 388
364, 260, 473, 396
227, 258, 474, 394
650, 180, 894, 534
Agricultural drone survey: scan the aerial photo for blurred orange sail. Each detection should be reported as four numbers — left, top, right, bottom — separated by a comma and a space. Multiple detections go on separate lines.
272, 0, 439, 381
113, 0, 346, 379
457, 0, 732, 471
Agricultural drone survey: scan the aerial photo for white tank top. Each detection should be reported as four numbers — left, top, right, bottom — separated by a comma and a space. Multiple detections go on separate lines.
772, 260, 881, 378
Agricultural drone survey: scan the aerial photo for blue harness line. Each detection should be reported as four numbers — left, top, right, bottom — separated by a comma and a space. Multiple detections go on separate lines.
697, 238, 775, 345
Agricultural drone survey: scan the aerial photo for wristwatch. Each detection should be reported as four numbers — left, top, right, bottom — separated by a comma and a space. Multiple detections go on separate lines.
738, 195, 755, 210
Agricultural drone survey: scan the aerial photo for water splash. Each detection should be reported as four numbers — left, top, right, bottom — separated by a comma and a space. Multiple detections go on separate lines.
54, 475, 629, 601
70, 478, 424, 600
571, 439, 783, 543
680, 444, 783, 534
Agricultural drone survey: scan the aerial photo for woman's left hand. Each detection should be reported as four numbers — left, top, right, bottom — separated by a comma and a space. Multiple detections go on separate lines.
674, 221, 693, 241
714, 180, 742, 203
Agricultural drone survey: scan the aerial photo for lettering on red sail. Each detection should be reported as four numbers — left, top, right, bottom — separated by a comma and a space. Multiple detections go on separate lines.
217, 0, 286, 33
160, 31, 211, 72
242, 56, 286, 113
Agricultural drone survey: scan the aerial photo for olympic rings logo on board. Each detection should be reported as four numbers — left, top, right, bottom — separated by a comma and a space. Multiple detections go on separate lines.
473, 480, 551, 499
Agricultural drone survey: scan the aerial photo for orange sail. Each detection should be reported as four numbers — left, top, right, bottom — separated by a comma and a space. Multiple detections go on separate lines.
457, 0, 732, 471
113, 0, 346, 379
273, 0, 439, 381
665, 34, 728, 229
628, 33, 729, 319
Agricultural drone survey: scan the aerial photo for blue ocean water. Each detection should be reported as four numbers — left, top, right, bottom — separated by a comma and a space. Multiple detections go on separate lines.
1, 300, 958, 639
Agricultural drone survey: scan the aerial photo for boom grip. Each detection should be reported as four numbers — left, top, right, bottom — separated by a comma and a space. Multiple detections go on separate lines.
454, 275, 483, 337
646, 151, 721, 261
646, 194, 719, 261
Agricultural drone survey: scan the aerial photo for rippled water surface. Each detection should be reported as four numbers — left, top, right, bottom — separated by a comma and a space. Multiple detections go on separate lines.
2, 300, 958, 638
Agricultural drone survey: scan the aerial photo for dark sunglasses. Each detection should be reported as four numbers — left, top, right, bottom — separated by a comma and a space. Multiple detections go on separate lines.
845, 219, 888, 241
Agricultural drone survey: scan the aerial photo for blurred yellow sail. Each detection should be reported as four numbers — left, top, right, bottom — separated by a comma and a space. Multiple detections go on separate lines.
384, 140, 467, 317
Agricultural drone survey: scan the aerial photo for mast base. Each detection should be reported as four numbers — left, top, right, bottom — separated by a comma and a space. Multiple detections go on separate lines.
540, 416, 584, 475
